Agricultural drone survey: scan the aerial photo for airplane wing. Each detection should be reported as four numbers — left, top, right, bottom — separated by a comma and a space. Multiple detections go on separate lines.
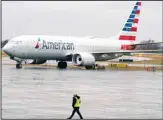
90, 50, 162, 58
65, 42, 162, 58
92, 42, 163, 55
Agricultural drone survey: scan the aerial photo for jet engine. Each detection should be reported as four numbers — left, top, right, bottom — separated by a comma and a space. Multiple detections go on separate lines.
72, 53, 95, 66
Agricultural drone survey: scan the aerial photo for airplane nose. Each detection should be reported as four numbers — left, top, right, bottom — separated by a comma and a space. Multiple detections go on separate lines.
3, 45, 8, 53
2, 44, 12, 56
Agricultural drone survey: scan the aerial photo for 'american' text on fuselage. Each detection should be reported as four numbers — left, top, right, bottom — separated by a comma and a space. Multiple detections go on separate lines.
42, 40, 75, 50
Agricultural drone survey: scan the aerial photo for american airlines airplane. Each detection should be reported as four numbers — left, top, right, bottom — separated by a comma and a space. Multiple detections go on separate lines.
2, 2, 160, 69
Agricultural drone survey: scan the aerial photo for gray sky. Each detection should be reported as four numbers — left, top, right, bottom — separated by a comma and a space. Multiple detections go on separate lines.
2, 1, 162, 42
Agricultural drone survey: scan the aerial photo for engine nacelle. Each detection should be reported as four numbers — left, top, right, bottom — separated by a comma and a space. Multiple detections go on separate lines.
72, 53, 95, 66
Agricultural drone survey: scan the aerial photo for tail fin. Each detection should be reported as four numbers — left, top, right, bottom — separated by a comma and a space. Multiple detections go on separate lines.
118, 1, 142, 41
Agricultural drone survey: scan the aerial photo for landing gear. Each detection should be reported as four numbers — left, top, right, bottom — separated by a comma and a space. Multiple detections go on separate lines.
57, 61, 67, 69
10, 57, 23, 69
16, 63, 22, 69
85, 64, 95, 70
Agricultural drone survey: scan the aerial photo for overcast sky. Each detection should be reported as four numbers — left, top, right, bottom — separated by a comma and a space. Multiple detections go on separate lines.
2, 1, 162, 42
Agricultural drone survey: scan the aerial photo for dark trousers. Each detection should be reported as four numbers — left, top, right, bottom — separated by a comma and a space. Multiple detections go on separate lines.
68, 107, 83, 119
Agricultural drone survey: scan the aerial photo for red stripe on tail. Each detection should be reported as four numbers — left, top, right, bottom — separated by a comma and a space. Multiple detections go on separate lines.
119, 35, 136, 41
131, 27, 137, 32
133, 19, 139, 23
136, 10, 140, 14
137, 2, 141, 6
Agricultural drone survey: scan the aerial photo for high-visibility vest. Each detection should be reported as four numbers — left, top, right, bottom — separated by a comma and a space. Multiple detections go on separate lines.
74, 97, 81, 107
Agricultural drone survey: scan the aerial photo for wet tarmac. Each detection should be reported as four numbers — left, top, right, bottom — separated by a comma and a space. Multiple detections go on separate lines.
2, 62, 162, 119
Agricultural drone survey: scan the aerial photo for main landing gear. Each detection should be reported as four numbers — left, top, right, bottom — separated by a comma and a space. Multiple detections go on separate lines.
85, 64, 96, 70
57, 61, 67, 69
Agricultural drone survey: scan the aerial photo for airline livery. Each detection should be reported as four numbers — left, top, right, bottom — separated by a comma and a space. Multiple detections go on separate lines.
2, 2, 159, 69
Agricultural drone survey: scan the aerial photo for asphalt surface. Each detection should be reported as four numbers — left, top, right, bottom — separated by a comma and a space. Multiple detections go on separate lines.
2, 61, 162, 119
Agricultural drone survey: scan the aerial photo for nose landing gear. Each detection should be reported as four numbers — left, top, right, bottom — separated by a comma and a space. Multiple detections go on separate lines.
10, 57, 23, 69
16, 63, 22, 69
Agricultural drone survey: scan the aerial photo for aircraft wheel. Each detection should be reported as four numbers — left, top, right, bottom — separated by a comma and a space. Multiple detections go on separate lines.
63, 62, 67, 69
16, 64, 22, 69
85, 65, 95, 70
57, 61, 67, 69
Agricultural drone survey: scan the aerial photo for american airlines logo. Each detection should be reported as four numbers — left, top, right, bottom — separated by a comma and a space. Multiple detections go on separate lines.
35, 37, 40, 48
35, 37, 75, 50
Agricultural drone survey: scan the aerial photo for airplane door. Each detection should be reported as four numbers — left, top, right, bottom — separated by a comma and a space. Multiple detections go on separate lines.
12, 44, 16, 53
19, 41, 27, 58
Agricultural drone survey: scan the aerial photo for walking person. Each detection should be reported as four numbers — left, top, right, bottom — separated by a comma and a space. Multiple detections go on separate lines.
67, 94, 83, 119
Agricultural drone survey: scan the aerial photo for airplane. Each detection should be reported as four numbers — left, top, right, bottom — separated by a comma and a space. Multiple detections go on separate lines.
2, 1, 161, 69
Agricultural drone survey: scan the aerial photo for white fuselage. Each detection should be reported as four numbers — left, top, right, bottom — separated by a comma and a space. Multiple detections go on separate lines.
3, 35, 133, 60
